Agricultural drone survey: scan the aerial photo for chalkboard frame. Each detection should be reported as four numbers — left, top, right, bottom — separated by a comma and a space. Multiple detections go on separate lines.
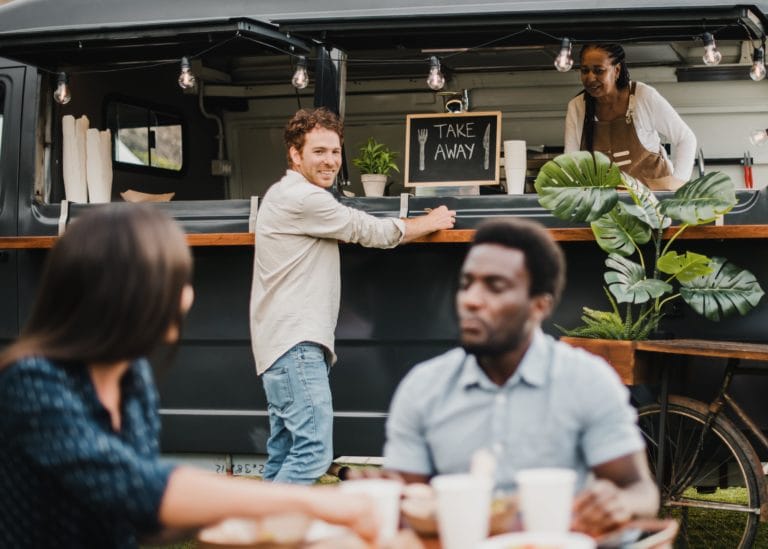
404, 111, 502, 187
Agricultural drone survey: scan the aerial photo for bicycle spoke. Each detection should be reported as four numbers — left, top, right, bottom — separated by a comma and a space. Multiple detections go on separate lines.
638, 399, 761, 548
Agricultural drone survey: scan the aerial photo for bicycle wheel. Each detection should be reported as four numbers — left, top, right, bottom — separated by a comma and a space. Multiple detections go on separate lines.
638, 396, 763, 548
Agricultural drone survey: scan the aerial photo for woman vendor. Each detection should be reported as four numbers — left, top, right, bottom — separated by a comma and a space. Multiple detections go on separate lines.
564, 43, 697, 190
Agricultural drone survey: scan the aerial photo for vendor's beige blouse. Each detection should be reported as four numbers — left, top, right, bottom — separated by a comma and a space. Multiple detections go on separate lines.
250, 170, 405, 374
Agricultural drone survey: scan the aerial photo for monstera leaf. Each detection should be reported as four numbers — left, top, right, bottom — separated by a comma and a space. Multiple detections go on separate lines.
681, 257, 765, 321
622, 174, 672, 230
592, 202, 652, 256
657, 251, 713, 283
535, 151, 622, 222
604, 253, 672, 304
660, 172, 737, 225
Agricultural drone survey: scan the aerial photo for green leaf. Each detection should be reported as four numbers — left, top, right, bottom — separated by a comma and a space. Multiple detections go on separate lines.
660, 172, 736, 225
604, 253, 672, 304
657, 251, 713, 282
591, 202, 652, 256
621, 174, 672, 230
352, 137, 400, 176
680, 257, 765, 321
535, 151, 622, 222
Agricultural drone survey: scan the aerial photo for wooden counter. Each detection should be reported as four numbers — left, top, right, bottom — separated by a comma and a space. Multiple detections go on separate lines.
2, 224, 768, 249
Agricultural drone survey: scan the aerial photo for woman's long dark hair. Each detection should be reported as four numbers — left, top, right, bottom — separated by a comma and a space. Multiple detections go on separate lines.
580, 43, 631, 152
0, 204, 192, 369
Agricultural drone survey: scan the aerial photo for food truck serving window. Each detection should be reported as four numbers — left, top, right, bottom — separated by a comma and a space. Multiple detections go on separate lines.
106, 99, 183, 173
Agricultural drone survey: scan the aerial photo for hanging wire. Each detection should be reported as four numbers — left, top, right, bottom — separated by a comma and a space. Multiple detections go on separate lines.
36, 22, 753, 77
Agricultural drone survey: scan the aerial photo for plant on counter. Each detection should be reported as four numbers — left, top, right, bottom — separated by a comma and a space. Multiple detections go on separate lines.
534, 151, 765, 339
352, 137, 400, 176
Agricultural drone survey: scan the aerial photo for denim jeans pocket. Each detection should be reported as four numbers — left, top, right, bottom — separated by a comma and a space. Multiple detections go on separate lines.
262, 366, 294, 412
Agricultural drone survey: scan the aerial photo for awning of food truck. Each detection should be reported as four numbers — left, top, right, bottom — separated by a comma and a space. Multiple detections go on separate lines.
0, 0, 765, 75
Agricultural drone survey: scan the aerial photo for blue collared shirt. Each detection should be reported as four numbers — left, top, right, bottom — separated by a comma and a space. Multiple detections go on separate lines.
0, 356, 175, 548
383, 330, 645, 491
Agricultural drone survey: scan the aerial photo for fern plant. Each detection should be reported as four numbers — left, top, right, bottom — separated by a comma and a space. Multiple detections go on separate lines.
535, 151, 764, 340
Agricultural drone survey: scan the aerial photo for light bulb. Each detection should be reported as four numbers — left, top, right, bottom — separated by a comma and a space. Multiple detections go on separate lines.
178, 57, 196, 90
749, 128, 768, 146
426, 56, 445, 91
750, 48, 766, 81
291, 56, 309, 89
554, 38, 574, 72
702, 32, 722, 66
53, 72, 71, 105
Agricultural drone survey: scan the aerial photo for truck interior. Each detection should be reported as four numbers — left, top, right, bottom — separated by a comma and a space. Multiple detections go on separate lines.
0, 0, 767, 205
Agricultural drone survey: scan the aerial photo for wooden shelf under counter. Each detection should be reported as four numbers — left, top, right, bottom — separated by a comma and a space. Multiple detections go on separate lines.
3, 224, 768, 249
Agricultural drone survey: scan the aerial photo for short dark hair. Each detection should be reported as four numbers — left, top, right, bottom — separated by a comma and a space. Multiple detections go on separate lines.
1, 204, 192, 368
471, 218, 566, 304
284, 107, 344, 168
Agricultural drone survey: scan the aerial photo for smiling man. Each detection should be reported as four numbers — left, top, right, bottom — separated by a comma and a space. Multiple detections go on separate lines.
383, 218, 659, 535
250, 108, 455, 484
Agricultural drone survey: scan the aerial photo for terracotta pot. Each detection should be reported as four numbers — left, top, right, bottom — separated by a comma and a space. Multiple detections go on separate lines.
361, 173, 388, 196
559, 337, 648, 385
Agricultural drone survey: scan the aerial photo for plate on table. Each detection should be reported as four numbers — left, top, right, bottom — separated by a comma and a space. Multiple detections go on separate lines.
197, 514, 311, 548
478, 531, 596, 549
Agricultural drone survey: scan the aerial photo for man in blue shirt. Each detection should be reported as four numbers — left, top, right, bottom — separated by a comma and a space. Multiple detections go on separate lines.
383, 218, 658, 535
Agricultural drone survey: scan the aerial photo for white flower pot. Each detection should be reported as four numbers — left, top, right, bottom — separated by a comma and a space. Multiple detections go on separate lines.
361, 173, 388, 196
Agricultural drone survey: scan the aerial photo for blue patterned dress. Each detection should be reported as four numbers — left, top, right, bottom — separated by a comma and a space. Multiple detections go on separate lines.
0, 357, 175, 548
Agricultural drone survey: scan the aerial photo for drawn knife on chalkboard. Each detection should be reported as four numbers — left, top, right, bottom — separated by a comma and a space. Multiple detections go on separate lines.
418, 128, 428, 171
482, 124, 490, 170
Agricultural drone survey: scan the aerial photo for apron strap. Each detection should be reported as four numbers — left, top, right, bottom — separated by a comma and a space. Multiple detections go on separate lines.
625, 81, 636, 125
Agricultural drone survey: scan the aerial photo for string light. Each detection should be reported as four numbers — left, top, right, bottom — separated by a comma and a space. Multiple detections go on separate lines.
750, 47, 766, 81
702, 32, 723, 65
39, 26, 743, 93
291, 55, 309, 89
53, 72, 71, 105
554, 38, 574, 72
177, 56, 197, 90
426, 56, 446, 90
749, 128, 768, 145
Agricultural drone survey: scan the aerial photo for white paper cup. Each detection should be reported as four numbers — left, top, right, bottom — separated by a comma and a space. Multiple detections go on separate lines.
503, 140, 527, 194
340, 478, 402, 544
431, 473, 492, 549
516, 468, 576, 533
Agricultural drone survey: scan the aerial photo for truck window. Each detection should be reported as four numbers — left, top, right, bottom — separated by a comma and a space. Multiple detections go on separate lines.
107, 100, 182, 172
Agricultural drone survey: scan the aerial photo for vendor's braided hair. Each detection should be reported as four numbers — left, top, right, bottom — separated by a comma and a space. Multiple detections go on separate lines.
580, 43, 631, 152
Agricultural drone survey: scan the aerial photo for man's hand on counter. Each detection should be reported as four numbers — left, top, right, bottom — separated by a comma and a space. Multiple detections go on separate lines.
401, 205, 456, 243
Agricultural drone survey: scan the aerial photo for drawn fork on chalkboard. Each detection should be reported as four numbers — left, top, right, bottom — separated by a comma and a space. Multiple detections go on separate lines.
418, 129, 428, 171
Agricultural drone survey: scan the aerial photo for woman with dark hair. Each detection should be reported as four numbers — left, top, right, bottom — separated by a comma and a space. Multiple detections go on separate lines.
564, 43, 697, 190
0, 204, 376, 548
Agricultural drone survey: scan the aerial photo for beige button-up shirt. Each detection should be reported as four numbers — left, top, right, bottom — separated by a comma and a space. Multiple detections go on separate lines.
250, 170, 405, 374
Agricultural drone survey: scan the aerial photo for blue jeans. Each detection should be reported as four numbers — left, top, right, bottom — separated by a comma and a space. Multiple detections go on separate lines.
260, 342, 334, 484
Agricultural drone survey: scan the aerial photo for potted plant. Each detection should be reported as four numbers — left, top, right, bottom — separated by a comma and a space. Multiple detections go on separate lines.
352, 137, 400, 196
534, 151, 764, 356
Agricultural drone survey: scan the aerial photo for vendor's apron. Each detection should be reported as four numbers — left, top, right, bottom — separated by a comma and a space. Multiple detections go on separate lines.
583, 82, 679, 190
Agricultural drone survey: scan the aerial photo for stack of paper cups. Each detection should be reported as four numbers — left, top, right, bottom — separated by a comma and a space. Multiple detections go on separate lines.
503, 140, 527, 194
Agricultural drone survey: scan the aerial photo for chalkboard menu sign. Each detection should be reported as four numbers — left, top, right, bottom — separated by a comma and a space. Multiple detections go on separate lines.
404, 111, 501, 187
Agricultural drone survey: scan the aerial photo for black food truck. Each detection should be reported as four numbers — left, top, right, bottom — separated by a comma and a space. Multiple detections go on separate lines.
2, 1, 768, 545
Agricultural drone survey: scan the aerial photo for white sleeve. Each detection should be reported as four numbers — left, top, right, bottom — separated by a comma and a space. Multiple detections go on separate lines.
639, 84, 697, 182
297, 189, 405, 248
564, 95, 585, 153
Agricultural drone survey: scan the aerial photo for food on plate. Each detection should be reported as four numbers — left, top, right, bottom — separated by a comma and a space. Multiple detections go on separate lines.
198, 513, 311, 547
400, 484, 519, 536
